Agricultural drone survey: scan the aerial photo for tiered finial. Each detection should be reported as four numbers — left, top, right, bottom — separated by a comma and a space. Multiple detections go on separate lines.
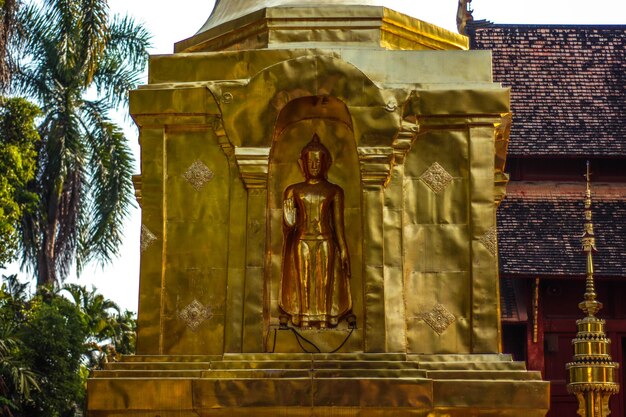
456, 0, 474, 35
566, 161, 619, 417
579, 160, 602, 316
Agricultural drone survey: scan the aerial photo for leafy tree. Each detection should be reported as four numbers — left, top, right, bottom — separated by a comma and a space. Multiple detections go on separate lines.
0, 97, 39, 267
0, 276, 37, 417
0, 323, 39, 417
18, 291, 87, 417
1, 275, 137, 417
14, 0, 150, 285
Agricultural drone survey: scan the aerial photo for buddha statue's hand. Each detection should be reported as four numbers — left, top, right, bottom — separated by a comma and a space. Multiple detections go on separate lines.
283, 197, 296, 227
341, 250, 351, 277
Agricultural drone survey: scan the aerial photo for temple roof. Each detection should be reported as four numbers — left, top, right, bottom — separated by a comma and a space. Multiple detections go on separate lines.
468, 24, 626, 157
497, 182, 626, 278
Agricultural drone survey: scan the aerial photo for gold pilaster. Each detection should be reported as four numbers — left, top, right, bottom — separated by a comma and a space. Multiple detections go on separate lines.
136, 127, 165, 354
381, 124, 417, 352
233, 147, 271, 351
221, 128, 248, 353
566, 162, 619, 417
358, 147, 391, 351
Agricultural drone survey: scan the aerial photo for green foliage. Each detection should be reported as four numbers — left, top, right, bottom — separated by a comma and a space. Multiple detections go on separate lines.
61, 284, 136, 369
14, 0, 150, 285
0, 322, 39, 417
0, 97, 39, 267
18, 293, 86, 417
0, 275, 137, 417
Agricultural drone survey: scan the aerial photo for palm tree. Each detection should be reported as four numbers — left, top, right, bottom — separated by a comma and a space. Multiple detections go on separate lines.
14, 0, 150, 285
61, 284, 136, 369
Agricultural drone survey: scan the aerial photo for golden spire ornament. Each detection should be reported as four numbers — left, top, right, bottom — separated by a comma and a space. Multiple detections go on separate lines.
566, 161, 619, 417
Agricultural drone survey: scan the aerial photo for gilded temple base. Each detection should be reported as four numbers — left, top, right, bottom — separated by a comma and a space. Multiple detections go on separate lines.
88, 353, 549, 417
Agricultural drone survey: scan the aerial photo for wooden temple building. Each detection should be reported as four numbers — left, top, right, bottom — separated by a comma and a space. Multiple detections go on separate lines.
467, 22, 626, 416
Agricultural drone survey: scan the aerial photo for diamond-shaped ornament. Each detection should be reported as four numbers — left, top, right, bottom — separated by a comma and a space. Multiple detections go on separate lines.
183, 160, 214, 191
420, 162, 453, 194
479, 226, 498, 256
422, 303, 456, 335
179, 300, 212, 331
140, 225, 157, 252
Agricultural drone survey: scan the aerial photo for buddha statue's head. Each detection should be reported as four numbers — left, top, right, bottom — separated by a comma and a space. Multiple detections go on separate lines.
300, 133, 332, 180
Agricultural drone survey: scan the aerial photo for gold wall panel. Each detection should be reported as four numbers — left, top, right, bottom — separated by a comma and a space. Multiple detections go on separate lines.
162, 127, 230, 355
405, 271, 471, 353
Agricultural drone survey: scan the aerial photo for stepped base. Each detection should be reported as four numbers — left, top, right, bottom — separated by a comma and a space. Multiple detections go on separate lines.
87, 353, 549, 417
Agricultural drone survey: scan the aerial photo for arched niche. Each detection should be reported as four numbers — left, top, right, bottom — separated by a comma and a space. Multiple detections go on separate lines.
266, 96, 364, 351
207, 55, 404, 149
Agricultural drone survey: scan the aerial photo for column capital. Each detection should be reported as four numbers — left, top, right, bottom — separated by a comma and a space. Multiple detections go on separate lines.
392, 122, 418, 165
234, 147, 271, 189
357, 146, 394, 188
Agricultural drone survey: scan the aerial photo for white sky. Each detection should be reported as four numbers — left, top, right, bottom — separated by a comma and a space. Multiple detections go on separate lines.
2, 0, 625, 311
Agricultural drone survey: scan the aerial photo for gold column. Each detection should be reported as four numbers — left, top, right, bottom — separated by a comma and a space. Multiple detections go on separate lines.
218, 123, 249, 353
566, 161, 619, 417
382, 124, 417, 352
358, 146, 394, 352
234, 147, 271, 352
468, 123, 500, 353
136, 127, 165, 354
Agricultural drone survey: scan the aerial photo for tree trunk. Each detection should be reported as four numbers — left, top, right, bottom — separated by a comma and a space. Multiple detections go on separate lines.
37, 185, 61, 287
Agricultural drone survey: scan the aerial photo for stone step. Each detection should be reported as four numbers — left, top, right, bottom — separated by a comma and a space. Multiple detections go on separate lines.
87, 376, 549, 412
93, 368, 429, 379
120, 352, 410, 362
418, 361, 527, 371
120, 355, 222, 363
212, 359, 421, 370
107, 359, 423, 371
425, 369, 543, 380
408, 353, 513, 362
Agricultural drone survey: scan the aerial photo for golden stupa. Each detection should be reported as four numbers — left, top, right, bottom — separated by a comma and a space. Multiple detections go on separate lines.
566, 163, 619, 417
87, 1, 549, 415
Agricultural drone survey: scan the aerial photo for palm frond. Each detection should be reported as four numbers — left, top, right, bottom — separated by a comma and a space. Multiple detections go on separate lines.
92, 55, 141, 108
54, 168, 85, 279
40, 0, 80, 70
0, 323, 40, 402
18, 199, 42, 276
78, 0, 109, 84
79, 106, 134, 269
107, 14, 151, 71
2, 274, 29, 301
92, 14, 149, 108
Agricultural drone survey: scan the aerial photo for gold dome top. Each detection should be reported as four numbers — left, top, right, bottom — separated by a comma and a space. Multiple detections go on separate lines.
199, 0, 420, 34
175, 0, 467, 53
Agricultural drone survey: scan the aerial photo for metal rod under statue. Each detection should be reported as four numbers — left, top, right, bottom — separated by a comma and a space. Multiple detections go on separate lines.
566, 161, 619, 417
280, 134, 352, 328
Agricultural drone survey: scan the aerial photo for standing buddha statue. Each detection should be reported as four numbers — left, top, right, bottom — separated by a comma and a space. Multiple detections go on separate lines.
280, 134, 352, 328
